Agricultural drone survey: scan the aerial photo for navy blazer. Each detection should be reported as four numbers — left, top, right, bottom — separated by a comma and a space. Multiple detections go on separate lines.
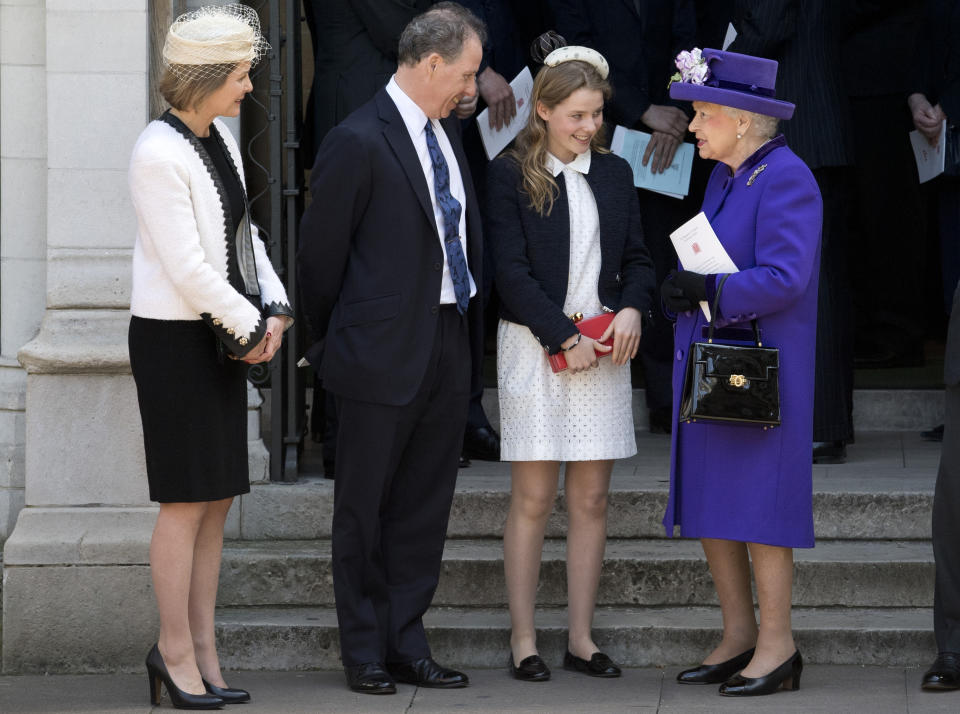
298, 88, 484, 406
486, 150, 655, 354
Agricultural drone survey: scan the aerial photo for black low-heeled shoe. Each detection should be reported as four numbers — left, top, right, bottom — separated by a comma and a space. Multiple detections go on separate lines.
719, 650, 802, 697
145, 644, 224, 710
676, 648, 755, 684
562, 650, 621, 678
509, 654, 551, 682
202, 679, 251, 704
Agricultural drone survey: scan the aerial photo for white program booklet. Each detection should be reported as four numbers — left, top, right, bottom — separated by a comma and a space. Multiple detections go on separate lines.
611, 125, 694, 199
477, 66, 534, 160
910, 120, 947, 183
669, 211, 739, 320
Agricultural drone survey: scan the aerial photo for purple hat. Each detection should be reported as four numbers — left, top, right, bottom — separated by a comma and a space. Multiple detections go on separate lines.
668, 48, 795, 120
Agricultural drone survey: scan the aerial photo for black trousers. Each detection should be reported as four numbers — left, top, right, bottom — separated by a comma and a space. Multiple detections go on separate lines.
812, 167, 855, 443
331, 306, 470, 666
934, 382, 960, 654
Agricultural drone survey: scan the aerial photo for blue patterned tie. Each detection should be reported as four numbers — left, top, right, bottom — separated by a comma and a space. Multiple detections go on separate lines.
424, 120, 470, 314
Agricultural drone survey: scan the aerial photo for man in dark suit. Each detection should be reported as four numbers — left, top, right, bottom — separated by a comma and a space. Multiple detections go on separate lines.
298, 3, 486, 694
551, 0, 696, 434
925, 281, 960, 690
728, 0, 857, 463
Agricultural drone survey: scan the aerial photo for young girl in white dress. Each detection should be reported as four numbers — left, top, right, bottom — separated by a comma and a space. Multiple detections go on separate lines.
486, 42, 656, 681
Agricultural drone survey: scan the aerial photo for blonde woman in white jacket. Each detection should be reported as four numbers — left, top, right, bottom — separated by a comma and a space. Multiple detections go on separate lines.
128, 6, 291, 709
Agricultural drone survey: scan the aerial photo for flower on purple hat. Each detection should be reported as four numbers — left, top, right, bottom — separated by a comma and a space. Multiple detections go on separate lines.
668, 47, 710, 89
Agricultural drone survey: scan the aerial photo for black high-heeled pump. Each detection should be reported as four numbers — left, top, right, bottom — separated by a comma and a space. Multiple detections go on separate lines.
676, 648, 755, 684
146, 644, 225, 710
203, 679, 251, 704
719, 650, 802, 697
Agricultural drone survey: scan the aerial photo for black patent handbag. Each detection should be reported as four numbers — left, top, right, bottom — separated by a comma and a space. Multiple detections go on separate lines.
679, 275, 781, 427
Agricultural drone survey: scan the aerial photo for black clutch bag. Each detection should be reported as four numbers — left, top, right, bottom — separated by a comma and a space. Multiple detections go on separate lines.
679, 274, 781, 427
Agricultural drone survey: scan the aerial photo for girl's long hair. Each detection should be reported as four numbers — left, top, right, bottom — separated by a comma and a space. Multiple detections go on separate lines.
509, 60, 611, 216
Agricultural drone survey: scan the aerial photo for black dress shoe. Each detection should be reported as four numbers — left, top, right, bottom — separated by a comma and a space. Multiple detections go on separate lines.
922, 652, 960, 690
459, 454, 471, 468
562, 650, 621, 678
343, 662, 396, 695
202, 679, 250, 704
719, 650, 802, 696
509, 654, 551, 682
145, 644, 225, 710
922, 424, 945, 442
387, 657, 469, 688
676, 648, 755, 684
462, 426, 501, 461
812, 440, 846, 464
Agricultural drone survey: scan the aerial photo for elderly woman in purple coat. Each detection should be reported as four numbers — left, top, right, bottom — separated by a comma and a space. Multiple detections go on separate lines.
659, 49, 822, 698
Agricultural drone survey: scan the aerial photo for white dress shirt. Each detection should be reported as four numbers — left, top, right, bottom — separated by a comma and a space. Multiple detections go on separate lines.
385, 76, 477, 304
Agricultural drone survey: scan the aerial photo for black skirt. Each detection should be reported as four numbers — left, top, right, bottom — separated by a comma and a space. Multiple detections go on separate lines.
129, 316, 250, 502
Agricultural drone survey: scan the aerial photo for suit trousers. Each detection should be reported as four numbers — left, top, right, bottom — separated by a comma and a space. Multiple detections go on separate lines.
812, 167, 855, 443
331, 306, 470, 666
933, 382, 960, 653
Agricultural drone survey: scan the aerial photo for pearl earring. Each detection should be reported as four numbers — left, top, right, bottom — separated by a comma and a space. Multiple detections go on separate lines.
737, 133, 742, 139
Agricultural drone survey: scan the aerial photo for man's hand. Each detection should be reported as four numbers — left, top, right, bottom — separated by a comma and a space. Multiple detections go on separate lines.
640, 104, 689, 140
455, 93, 479, 119
477, 67, 516, 130
600, 307, 643, 366
642, 131, 682, 174
909, 92, 947, 145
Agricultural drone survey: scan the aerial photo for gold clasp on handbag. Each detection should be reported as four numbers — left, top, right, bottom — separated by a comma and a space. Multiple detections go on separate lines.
728, 374, 748, 388
570, 312, 584, 323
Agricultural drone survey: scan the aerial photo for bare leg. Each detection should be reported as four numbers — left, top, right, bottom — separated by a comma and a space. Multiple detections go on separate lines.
151, 501, 209, 695
503, 461, 561, 664
700, 538, 759, 664
563, 460, 613, 659
741, 542, 796, 677
189, 497, 233, 687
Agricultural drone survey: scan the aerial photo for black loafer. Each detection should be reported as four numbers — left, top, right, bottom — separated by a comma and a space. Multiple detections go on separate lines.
812, 440, 846, 464
510, 654, 551, 682
562, 650, 621, 678
387, 657, 469, 688
344, 662, 396, 695
922, 652, 960, 690
676, 648, 755, 684
202, 679, 250, 704
463, 426, 500, 461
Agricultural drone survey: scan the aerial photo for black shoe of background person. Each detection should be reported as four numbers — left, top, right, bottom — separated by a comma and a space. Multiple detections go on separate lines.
459, 454, 471, 468
463, 426, 500, 461
387, 657, 469, 688
853, 345, 924, 370
509, 654, 551, 681
922, 652, 960, 690
922, 424, 945, 442
343, 662, 396, 695
323, 460, 335, 480
648, 406, 672, 435
812, 440, 846, 464
562, 650, 622, 678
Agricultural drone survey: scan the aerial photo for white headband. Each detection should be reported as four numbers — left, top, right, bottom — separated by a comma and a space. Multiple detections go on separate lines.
163, 4, 268, 82
542, 46, 609, 79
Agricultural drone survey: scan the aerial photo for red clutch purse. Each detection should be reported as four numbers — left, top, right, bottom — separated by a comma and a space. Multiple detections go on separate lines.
547, 312, 615, 373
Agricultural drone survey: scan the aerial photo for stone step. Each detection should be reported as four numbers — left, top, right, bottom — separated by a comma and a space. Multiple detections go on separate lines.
214, 605, 936, 670
218, 538, 934, 610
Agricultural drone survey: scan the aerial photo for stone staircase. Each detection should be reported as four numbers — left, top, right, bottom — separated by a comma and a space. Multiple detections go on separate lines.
213, 388, 945, 671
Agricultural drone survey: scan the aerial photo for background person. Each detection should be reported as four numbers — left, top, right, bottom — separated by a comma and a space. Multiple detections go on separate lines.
662, 48, 821, 697
486, 40, 655, 682
128, 5, 293, 708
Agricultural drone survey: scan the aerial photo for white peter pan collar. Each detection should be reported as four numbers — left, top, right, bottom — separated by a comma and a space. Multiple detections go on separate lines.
546, 150, 592, 178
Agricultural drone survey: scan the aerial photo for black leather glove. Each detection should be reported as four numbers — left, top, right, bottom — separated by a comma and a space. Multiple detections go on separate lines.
660, 269, 707, 313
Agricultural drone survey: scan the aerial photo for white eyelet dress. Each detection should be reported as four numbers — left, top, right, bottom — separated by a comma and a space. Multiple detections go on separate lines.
497, 151, 637, 462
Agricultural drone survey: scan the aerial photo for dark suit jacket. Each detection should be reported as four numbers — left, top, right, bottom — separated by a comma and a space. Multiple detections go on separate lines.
486, 151, 656, 354
302, 0, 432, 162
912, 0, 960, 122
729, 0, 854, 169
550, 0, 696, 129
948, 283, 960, 387
840, 0, 924, 98
298, 89, 484, 405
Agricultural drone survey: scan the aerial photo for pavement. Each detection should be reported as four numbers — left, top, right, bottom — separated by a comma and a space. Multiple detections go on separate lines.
1, 666, 959, 713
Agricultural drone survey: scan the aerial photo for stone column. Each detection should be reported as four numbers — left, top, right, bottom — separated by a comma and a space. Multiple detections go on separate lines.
2, 0, 158, 673
0, 0, 47, 542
